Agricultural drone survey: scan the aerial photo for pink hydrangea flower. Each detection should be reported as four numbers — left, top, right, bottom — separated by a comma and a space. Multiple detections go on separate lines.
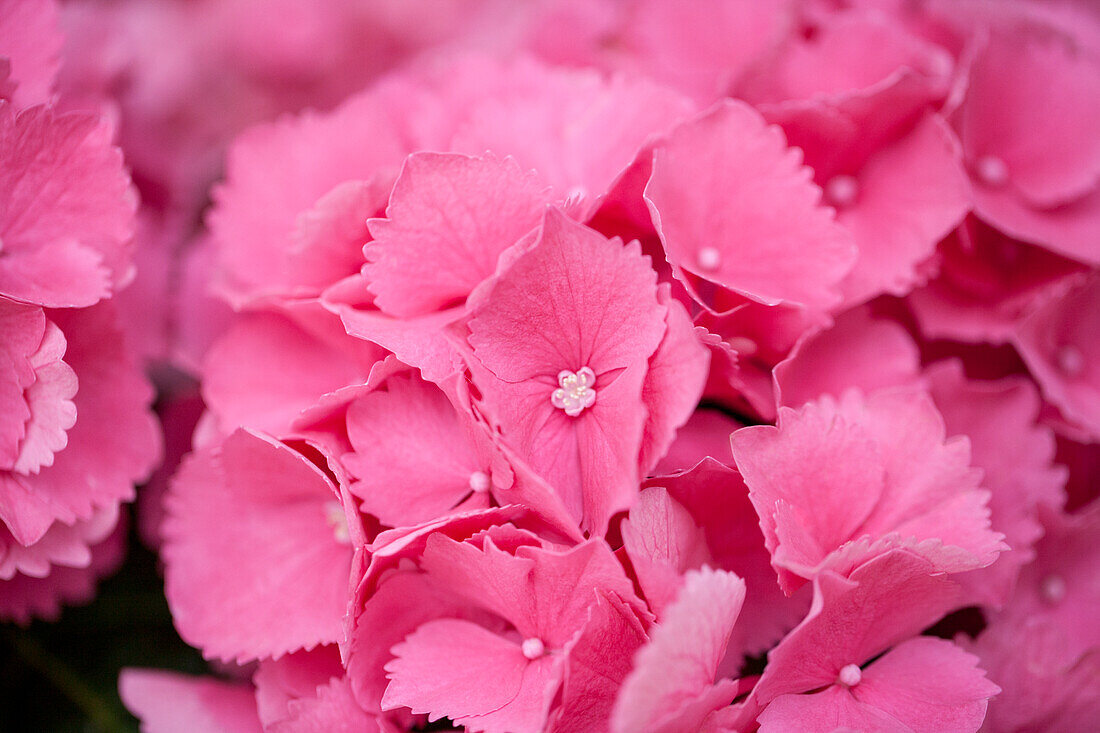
0, 303, 159, 547
732, 387, 1005, 593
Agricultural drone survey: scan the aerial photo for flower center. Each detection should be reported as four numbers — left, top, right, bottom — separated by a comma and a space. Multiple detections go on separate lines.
468, 470, 491, 493
1041, 574, 1066, 605
824, 175, 859, 208
324, 501, 351, 545
551, 367, 597, 417
975, 155, 1008, 187
521, 637, 546, 660
1057, 345, 1084, 377
837, 664, 862, 688
697, 246, 722, 272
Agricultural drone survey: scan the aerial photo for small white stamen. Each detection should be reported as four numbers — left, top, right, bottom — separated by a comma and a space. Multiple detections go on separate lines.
1057, 345, 1084, 378
469, 470, 491, 493
697, 246, 722, 272
551, 367, 597, 417
975, 155, 1008, 187
824, 174, 859, 208
726, 336, 758, 356
837, 664, 862, 688
1041, 574, 1066, 605
324, 501, 351, 545
521, 637, 546, 660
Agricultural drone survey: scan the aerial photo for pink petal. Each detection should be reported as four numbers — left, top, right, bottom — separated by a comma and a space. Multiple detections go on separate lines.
1012, 274, 1100, 441
0, 303, 159, 546
621, 486, 711, 617
852, 637, 998, 732
959, 28, 1100, 209
119, 670, 262, 733
907, 217, 1087, 344
834, 113, 970, 304
0, 104, 134, 307
612, 566, 745, 733
253, 647, 343, 728
468, 207, 664, 382
927, 360, 1067, 607
653, 459, 811, 660
286, 177, 390, 297
202, 311, 378, 437
774, 306, 924, 409
421, 535, 638, 648
343, 374, 483, 526
549, 590, 648, 733
163, 430, 351, 663
0, 0, 61, 109
450, 70, 694, 219
617, 0, 796, 102
365, 152, 551, 317
645, 100, 855, 311
758, 685, 911, 733
0, 510, 124, 624
383, 618, 559, 733
654, 409, 740, 474
749, 549, 964, 708
733, 388, 1003, 591
208, 88, 409, 305
639, 286, 710, 474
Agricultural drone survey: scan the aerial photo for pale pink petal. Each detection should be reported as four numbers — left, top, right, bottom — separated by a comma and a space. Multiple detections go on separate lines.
119, 669, 262, 733
612, 566, 745, 733
163, 430, 351, 663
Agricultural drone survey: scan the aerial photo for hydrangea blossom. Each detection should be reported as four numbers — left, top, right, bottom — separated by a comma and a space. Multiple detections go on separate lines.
11, 0, 1085, 731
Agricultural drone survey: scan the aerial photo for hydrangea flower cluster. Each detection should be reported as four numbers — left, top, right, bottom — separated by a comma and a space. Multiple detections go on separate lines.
6, 0, 1097, 730
0, 0, 160, 623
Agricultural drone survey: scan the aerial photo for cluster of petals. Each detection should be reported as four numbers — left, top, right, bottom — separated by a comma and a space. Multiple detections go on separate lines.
24, 0, 1090, 731
0, 0, 161, 623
